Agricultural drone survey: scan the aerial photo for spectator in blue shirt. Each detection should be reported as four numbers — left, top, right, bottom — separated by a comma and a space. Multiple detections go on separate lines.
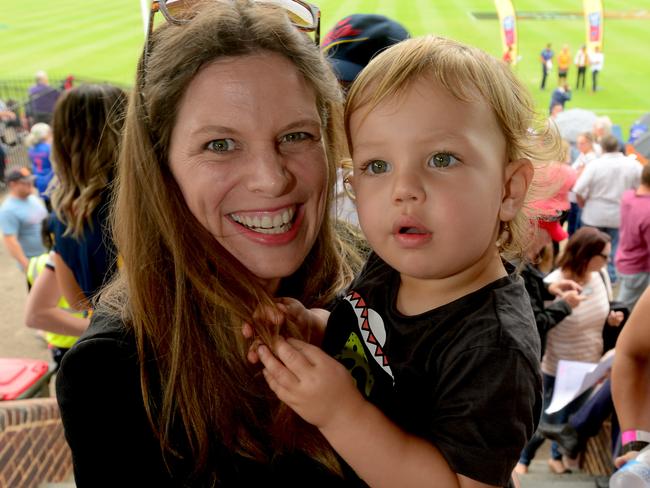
0, 167, 47, 271
540, 43, 554, 90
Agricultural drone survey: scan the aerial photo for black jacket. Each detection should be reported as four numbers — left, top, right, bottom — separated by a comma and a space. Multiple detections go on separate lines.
519, 262, 572, 358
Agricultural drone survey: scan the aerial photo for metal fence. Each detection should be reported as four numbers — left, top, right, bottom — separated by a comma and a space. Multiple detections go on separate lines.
0, 76, 132, 173
0, 76, 131, 116
1, 76, 69, 119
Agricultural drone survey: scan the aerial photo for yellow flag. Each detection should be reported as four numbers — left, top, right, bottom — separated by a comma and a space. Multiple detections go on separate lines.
583, 0, 604, 52
495, 0, 517, 65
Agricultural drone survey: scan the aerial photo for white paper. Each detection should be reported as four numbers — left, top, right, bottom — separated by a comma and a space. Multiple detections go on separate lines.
545, 350, 615, 414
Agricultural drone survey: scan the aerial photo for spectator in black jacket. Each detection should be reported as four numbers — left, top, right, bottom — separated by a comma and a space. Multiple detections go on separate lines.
521, 219, 584, 357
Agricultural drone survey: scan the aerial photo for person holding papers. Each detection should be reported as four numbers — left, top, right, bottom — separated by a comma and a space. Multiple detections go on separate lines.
517, 227, 625, 475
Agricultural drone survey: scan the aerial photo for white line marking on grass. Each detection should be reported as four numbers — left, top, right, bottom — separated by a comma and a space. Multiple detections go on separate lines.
465, 10, 478, 23
591, 109, 649, 114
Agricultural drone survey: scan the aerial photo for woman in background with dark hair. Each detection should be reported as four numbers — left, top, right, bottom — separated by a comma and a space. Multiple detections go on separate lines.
517, 226, 624, 474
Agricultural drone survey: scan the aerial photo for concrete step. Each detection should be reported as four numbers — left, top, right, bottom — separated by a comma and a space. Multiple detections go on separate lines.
39, 475, 75, 488
519, 458, 603, 488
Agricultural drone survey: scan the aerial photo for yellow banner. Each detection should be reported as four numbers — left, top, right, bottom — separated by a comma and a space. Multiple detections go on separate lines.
583, 0, 604, 52
495, 0, 517, 65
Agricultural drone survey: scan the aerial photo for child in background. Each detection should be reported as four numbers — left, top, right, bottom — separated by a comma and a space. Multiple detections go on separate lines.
254, 36, 562, 487
25, 122, 53, 209
520, 217, 583, 359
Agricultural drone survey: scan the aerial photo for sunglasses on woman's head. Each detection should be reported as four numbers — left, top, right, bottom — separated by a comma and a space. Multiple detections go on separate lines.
146, 0, 321, 53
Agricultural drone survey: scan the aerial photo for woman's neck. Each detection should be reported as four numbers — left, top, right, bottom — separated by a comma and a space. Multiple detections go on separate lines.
259, 277, 281, 295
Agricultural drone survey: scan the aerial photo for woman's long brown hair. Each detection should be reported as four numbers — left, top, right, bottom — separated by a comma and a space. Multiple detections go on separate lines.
101, 1, 361, 483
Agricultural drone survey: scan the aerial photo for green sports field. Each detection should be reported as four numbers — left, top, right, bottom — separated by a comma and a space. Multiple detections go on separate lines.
2, 0, 649, 135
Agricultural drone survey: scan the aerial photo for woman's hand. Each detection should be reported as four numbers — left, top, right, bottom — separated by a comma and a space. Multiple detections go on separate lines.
257, 336, 363, 429
614, 450, 639, 469
607, 310, 625, 327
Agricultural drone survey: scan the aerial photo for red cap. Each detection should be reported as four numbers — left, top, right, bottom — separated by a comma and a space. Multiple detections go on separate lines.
538, 219, 568, 242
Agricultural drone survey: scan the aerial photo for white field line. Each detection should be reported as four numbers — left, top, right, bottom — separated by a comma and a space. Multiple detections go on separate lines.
590, 109, 649, 114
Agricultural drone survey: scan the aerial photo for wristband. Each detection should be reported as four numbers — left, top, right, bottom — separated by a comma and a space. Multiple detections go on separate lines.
621, 440, 650, 455
622, 429, 650, 445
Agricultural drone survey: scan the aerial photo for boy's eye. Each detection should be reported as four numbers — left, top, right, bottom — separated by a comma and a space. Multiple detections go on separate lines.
281, 132, 311, 143
207, 138, 236, 152
366, 160, 391, 174
428, 152, 459, 168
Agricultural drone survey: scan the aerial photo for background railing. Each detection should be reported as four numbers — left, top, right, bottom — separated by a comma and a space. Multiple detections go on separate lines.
0, 76, 132, 174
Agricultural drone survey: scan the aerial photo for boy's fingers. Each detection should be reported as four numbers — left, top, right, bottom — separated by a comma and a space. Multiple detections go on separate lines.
247, 348, 260, 364
286, 338, 323, 364
242, 322, 254, 338
252, 304, 285, 327
257, 343, 299, 385
247, 337, 263, 364
272, 337, 314, 370
276, 297, 306, 321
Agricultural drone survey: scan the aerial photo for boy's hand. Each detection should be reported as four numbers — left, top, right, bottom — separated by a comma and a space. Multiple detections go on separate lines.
243, 298, 330, 363
257, 336, 363, 429
275, 298, 330, 345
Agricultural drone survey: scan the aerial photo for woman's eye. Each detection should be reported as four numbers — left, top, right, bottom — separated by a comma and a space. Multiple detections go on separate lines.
281, 132, 311, 144
366, 160, 391, 175
428, 152, 460, 168
207, 138, 235, 152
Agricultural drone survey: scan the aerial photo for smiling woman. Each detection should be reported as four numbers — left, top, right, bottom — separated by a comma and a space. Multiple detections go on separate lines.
168, 52, 329, 289
54, 1, 363, 486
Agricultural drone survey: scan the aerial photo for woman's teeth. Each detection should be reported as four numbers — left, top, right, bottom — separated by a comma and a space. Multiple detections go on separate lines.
231, 207, 295, 234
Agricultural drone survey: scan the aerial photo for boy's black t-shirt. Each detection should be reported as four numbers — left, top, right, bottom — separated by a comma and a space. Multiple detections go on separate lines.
322, 253, 543, 487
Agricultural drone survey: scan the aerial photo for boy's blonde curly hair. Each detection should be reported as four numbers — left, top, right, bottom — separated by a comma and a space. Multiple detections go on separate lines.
344, 35, 563, 260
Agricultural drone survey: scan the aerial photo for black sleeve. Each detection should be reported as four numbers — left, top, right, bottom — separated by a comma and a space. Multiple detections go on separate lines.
543, 300, 573, 329
522, 270, 572, 336
56, 330, 179, 487
533, 298, 572, 334
427, 347, 542, 487
540, 282, 556, 301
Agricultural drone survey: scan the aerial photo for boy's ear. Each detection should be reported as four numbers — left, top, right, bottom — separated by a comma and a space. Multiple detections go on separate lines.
500, 158, 533, 221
